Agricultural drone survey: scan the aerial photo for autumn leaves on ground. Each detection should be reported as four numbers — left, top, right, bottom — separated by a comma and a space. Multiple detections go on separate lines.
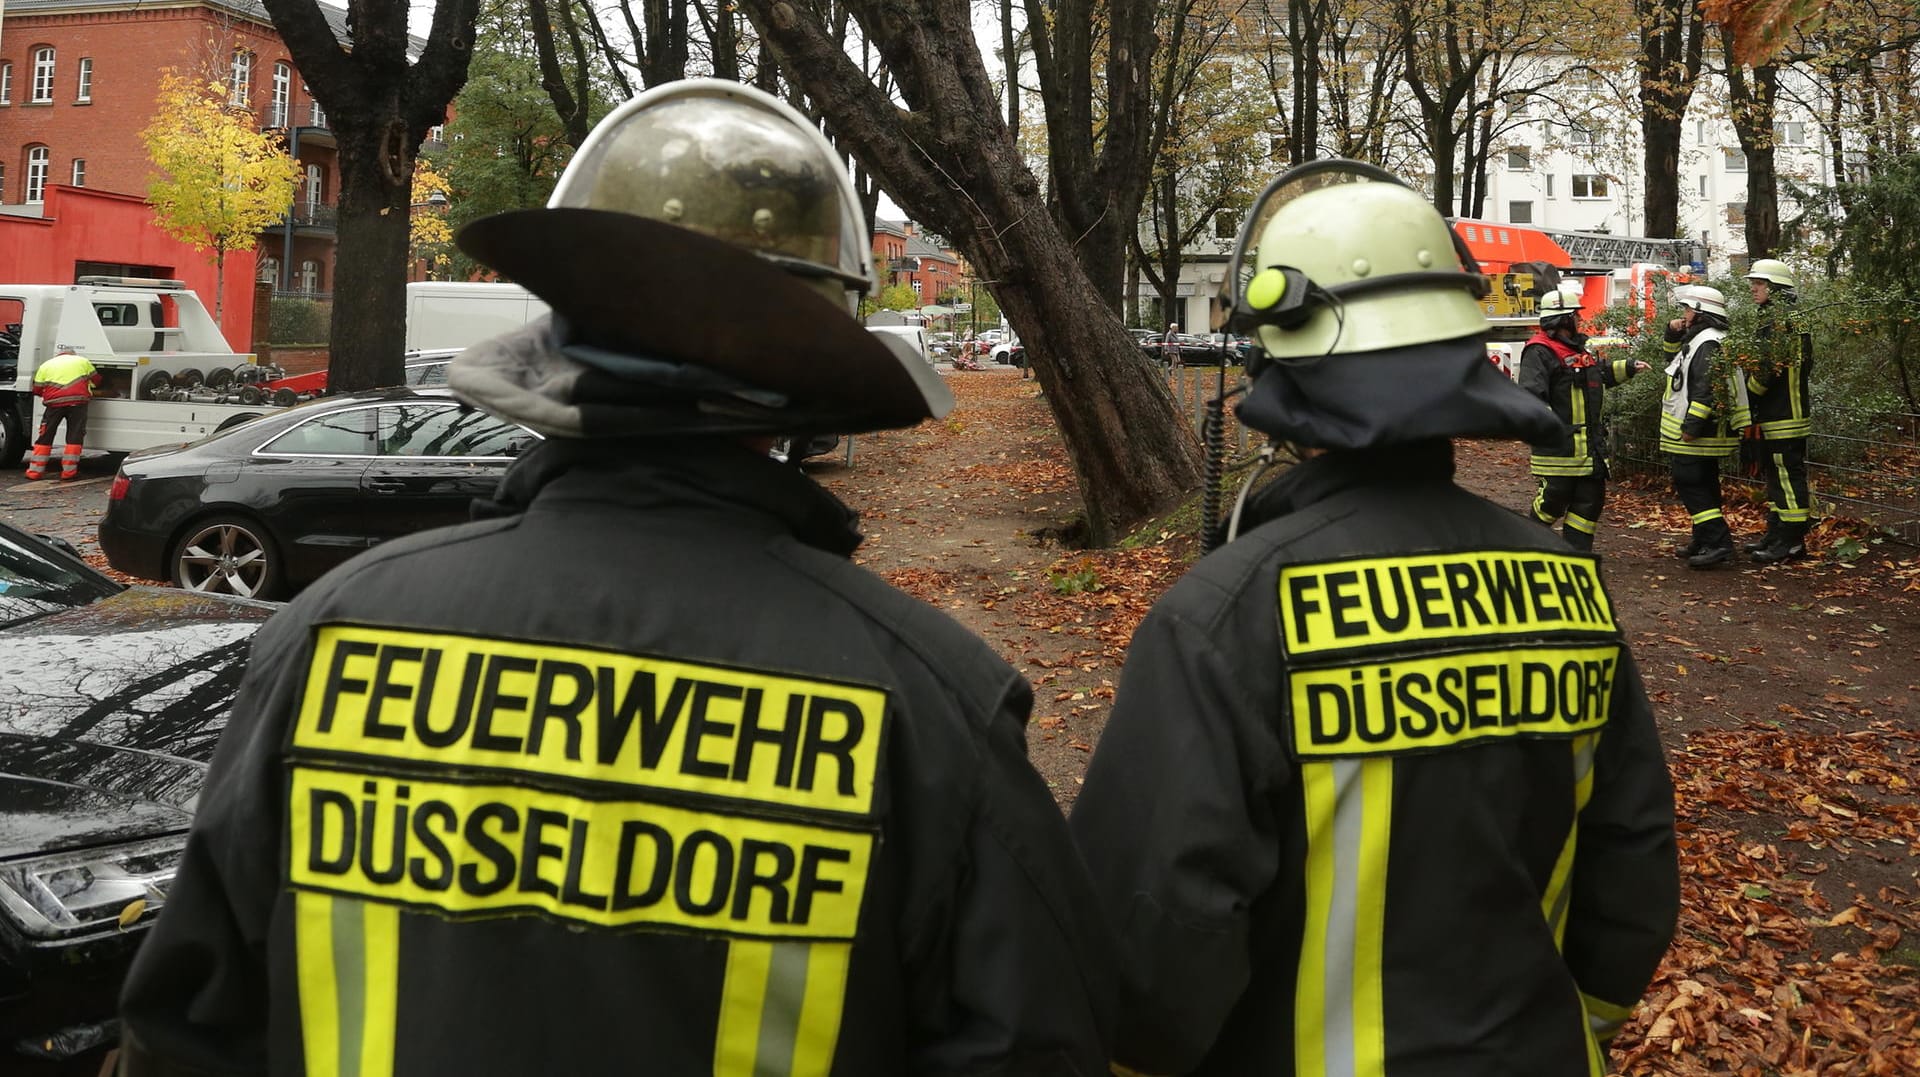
824, 370, 1920, 1077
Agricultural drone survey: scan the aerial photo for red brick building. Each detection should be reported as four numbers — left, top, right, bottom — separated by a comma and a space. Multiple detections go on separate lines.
0, 0, 346, 297
871, 218, 964, 305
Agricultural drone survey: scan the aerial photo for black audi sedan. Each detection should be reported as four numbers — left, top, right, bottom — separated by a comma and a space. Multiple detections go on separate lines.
98, 388, 539, 601
0, 520, 274, 1071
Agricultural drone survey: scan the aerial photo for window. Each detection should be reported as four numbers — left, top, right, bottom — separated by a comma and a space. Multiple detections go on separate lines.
1213, 209, 1239, 240
93, 303, 138, 326
271, 62, 291, 127
1569, 124, 1596, 146
1509, 201, 1534, 224
1773, 121, 1807, 146
304, 163, 323, 215
299, 260, 319, 293
1506, 147, 1531, 171
26, 146, 50, 203
229, 49, 252, 106
307, 86, 326, 127
0, 165, 6, 202
1698, 175, 1707, 197
0, 62, 11, 104
70, 158, 85, 187
377, 404, 529, 458
426, 124, 445, 143
1724, 147, 1747, 171
76, 58, 92, 102
1726, 201, 1746, 225
32, 47, 55, 103
1545, 174, 1556, 198
1695, 120, 1706, 145
1572, 174, 1609, 199
262, 410, 373, 456
257, 255, 279, 284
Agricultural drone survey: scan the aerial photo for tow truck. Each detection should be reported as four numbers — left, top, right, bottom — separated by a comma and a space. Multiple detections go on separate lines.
0, 277, 320, 467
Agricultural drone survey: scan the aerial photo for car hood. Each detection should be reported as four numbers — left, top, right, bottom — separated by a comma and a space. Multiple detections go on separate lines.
0, 587, 274, 860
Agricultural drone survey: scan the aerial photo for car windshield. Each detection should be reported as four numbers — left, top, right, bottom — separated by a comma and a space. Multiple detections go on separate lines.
0, 526, 119, 626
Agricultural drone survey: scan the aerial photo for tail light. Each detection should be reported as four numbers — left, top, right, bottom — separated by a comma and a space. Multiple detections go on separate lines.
108, 472, 131, 501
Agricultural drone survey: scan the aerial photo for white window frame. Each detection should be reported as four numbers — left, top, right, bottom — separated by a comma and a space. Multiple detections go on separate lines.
1545, 174, 1556, 199
229, 49, 252, 106
31, 47, 56, 103
1569, 123, 1596, 147
1773, 120, 1807, 147
1506, 147, 1530, 171
1571, 174, 1609, 200
304, 163, 323, 216
76, 57, 92, 102
1727, 201, 1747, 225
1724, 147, 1747, 172
1698, 175, 1707, 197
308, 86, 326, 127
0, 62, 11, 105
271, 62, 291, 127
1509, 201, 1534, 224
299, 259, 320, 294
258, 255, 279, 284
26, 146, 50, 203
70, 158, 85, 186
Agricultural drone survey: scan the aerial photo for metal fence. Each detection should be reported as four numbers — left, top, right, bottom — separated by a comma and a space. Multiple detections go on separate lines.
1605, 411, 1919, 546
1167, 364, 1252, 457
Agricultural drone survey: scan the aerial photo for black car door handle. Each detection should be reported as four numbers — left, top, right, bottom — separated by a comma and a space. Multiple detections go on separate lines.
366, 479, 408, 493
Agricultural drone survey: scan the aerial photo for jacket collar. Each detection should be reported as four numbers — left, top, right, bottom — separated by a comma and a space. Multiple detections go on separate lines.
1233, 438, 1456, 535
475, 438, 865, 557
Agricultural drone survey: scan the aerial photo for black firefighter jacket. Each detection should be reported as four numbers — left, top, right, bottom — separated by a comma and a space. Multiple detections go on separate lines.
1746, 295, 1814, 440
119, 441, 1115, 1077
1516, 332, 1639, 478
1069, 441, 1679, 1077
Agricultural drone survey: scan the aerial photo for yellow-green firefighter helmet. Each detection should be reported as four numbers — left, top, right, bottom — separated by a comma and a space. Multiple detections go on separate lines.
1744, 258, 1796, 289
1237, 168, 1489, 359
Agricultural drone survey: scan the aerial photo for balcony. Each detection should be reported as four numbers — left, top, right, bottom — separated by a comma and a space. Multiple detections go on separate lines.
274, 203, 338, 237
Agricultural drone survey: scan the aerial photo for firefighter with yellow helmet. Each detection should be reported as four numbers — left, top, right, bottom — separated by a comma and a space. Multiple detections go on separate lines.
119, 81, 1113, 1075
1742, 258, 1815, 562
1070, 160, 1678, 1075
1516, 284, 1650, 550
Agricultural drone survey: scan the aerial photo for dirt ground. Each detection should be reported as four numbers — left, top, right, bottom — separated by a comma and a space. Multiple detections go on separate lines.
824, 370, 1919, 1076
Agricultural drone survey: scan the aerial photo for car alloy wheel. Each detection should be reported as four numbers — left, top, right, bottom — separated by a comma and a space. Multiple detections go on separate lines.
171, 516, 281, 600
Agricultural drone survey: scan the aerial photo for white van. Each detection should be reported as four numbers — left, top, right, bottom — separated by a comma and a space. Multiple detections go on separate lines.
405, 282, 551, 351
866, 324, 933, 366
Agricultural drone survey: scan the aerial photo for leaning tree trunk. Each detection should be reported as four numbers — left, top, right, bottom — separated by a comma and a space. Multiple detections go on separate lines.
742, 0, 1202, 544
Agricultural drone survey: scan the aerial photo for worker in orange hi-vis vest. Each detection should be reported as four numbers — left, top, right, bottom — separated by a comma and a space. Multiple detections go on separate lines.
26, 349, 103, 480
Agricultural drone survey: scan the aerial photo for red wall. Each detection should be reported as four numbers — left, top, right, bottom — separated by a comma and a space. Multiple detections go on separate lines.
0, 185, 258, 345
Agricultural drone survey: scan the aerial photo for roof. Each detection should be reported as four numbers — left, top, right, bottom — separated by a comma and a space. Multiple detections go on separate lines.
4, 0, 359, 47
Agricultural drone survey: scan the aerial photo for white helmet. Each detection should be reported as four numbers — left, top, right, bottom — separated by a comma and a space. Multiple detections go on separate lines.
1537, 285, 1583, 324
1677, 285, 1727, 318
1744, 258, 1796, 289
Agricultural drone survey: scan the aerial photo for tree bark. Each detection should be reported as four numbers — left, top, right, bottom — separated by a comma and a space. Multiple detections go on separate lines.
1637, 0, 1705, 238
740, 0, 1201, 544
263, 0, 480, 394
1723, 35, 1780, 259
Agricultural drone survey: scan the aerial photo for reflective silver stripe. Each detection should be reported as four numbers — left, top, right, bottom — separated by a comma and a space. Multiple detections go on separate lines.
1323, 758, 1363, 1077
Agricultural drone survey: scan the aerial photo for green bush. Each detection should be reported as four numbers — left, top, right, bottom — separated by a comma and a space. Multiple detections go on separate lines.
269, 297, 332, 345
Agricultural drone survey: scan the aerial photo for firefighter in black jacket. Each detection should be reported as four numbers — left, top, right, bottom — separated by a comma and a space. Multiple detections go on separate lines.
119, 81, 1113, 1077
1516, 284, 1649, 550
1742, 258, 1815, 562
1069, 160, 1679, 1076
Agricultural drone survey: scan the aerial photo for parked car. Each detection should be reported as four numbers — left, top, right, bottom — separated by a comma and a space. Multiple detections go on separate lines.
0, 519, 274, 1072
1144, 333, 1232, 366
402, 348, 461, 386
98, 387, 540, 601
